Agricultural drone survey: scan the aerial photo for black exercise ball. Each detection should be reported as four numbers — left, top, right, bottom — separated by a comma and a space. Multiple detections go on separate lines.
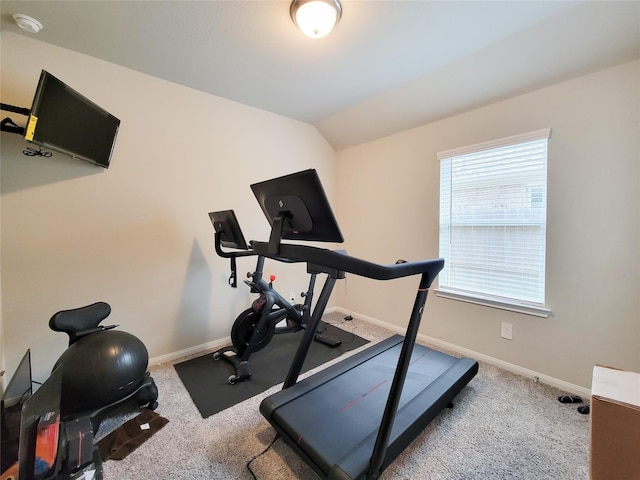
53, 330, 149, 415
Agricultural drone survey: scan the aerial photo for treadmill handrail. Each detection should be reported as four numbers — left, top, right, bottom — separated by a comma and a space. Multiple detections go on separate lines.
250, 241, 444, 284
251, 239, 445, 479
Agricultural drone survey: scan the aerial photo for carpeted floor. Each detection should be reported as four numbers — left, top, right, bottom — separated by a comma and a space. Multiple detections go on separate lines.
99, 311, 590, 479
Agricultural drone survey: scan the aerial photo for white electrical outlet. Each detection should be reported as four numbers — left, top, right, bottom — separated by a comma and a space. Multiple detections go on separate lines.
500, 322, 513, 340
289, 291, 296, 304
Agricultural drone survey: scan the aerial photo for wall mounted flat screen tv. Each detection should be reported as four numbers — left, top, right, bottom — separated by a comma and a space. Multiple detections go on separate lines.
24, 70, 120, 168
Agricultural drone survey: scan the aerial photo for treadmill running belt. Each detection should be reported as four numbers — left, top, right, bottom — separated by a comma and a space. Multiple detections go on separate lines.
261, 335, 478, 479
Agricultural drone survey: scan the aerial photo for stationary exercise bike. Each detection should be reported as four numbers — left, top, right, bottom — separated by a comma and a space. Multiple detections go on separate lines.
209, 210, 340, 384
49, 302, 158, 430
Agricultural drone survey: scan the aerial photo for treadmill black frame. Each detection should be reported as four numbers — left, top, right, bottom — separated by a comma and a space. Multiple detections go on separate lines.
248, 169, 477, 479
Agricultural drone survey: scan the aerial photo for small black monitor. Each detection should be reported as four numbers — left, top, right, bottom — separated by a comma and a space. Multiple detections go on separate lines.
2, 350, 32, 409
18, 366, 63, 480
209, 210, 249, 250
250, 169, 344, 244
24, 70, 120, 168
1, 350, 33, 473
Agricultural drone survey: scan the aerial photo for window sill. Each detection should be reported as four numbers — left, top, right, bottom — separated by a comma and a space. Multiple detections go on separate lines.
434, 289, 551, 318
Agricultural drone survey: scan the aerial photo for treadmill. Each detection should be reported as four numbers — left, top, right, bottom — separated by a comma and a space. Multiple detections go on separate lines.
248, 169, 478, 480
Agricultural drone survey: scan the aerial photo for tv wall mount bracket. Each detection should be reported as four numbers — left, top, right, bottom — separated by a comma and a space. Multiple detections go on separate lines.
1, 103, 29, 135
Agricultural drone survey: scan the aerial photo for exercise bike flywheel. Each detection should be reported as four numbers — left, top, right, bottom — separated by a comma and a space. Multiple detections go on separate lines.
230, 307, 277, 354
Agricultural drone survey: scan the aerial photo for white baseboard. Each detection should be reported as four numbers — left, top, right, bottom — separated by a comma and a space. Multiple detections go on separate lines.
151, 306, 590, 399
149, 336, 230, 366
330, 307, 591, 399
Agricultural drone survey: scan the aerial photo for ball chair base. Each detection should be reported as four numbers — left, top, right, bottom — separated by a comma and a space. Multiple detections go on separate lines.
62, 372, 159, 434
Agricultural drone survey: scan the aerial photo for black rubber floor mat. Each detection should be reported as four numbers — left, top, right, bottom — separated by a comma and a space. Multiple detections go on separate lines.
174, 321, 368, 418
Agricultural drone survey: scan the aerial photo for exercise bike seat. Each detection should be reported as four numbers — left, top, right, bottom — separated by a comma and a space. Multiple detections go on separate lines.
49, 301, 116, 345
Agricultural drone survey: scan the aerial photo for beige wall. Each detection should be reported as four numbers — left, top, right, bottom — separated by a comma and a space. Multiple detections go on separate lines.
0, 32, 337, 383
332, 60, 640, 389
2, 32, 638, 393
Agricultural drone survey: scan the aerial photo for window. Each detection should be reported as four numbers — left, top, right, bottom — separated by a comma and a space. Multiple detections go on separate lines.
437, 129, 551, 317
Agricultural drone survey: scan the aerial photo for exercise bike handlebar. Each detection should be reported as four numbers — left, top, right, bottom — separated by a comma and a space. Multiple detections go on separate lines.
215, 232, 298, 287
214, 232, 257, 260
214, 232, 297, 263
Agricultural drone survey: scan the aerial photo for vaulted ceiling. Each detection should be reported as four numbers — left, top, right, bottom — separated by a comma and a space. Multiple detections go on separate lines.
1, 1, 639, 150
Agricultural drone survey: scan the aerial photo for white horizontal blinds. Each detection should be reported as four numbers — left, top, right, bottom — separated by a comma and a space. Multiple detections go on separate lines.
438, 129, 550, 306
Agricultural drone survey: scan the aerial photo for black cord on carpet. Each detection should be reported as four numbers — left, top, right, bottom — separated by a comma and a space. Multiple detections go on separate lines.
247, 433, 280, 480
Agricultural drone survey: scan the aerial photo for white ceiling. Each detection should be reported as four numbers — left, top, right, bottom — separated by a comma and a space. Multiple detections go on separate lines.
1, 1, 639, 150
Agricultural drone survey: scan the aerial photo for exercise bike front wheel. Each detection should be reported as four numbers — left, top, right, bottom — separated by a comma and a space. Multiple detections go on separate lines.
231, 308, 277, 355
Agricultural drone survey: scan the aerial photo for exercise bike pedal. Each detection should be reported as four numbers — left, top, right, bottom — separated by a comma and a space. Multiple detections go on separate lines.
314, 332, 342, 348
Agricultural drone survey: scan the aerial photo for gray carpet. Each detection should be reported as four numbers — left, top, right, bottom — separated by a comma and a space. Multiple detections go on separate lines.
98, 312, 590, 479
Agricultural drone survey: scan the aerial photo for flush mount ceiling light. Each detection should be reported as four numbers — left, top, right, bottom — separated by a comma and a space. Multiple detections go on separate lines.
13, 13, 43, 34
290, 0, 342, 39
